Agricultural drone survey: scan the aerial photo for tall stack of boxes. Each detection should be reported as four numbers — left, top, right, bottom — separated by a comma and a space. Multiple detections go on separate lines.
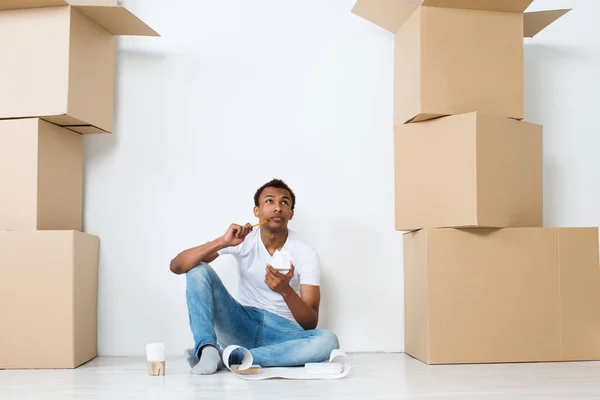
352, 0, 600, 364
0, 0, 158, 369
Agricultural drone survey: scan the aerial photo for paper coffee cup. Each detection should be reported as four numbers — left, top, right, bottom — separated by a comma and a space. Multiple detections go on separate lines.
146, 343, 166, 376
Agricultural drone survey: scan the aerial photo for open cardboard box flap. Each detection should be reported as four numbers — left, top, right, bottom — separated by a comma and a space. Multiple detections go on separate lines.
351, 0, 570, 37
0, 0, 159, 36
420, 0, 534, 13
0, 0, 68, 9
524, 9, 571, 38
73, 6, 159, 36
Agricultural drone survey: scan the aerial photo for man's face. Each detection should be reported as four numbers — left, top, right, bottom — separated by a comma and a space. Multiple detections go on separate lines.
254, 187, 294, 230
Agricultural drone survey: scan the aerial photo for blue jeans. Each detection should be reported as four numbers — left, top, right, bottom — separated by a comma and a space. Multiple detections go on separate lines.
186, 263, 340, 367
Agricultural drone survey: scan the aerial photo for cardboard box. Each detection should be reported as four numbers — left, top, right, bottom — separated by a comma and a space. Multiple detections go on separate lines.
0, 118, 83, 231
403, 227, 600, 365
0, 231, 100, 369
394, 112, 542, 231
351, 0, 571, 125
67, 0, 117, 4
0, 1, 159, 134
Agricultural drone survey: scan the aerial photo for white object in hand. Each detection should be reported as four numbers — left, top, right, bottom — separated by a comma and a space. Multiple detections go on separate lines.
271, 250, 291, 273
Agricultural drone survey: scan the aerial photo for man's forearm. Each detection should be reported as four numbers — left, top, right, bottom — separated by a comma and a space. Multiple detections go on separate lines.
281, 288, 318, 330
170, 237, 226, 275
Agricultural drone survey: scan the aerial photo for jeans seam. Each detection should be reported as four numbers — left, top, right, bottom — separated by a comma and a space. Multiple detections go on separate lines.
252, 310, 265, 348
254, 324, 263, 348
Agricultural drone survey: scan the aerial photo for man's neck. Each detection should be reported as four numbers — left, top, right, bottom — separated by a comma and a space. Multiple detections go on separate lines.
260, 227, 289, 256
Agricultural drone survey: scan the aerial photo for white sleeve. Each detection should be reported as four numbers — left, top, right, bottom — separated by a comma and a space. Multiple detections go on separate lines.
217, 244, 241, 257
298, 248, 321, 286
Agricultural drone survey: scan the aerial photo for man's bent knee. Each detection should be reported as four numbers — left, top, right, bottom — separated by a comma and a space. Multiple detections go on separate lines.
186, 262, 213, 276
314, 330, 340, 360
323, 330, 340, 351
186, 263, 216, 287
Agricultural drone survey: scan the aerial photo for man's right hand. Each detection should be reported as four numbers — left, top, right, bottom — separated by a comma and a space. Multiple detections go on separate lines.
170, 222, 252, 275
222, 223, 253, 247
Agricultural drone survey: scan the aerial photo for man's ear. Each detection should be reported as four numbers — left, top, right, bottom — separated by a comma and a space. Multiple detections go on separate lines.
253, 206, 259, 218
289, 209, 294, 220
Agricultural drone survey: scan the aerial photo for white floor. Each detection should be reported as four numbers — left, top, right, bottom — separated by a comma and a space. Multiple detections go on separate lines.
2, 354, 600, 399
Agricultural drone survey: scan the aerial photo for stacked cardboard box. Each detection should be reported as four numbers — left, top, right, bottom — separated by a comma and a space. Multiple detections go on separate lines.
0, 0, 158, 369
352, 0, 600, 364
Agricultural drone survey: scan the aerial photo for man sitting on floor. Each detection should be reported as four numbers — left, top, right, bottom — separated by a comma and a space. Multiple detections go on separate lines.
170, 179, 340, 375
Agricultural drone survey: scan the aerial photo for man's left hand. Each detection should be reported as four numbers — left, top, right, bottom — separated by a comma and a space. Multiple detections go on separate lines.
265, 264, 295, 296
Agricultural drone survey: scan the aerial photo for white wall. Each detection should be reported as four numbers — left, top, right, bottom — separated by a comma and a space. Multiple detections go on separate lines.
524, 0, 600, 229
83, 0, 599, 356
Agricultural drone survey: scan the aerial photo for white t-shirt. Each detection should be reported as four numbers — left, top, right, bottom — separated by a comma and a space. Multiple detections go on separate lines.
217, 228, 320, 323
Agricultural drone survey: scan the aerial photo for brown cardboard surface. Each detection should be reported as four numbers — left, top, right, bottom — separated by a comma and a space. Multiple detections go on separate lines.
393, 5, 421, 127
66, 126, 109, 134
67, 0, 117, 5
73, 231, 101, 367
0, 119, 38, 230
420, 0, 533, 13
0, 7, 71, 124
556, 229, 600, 361
394, 112, 542, 231
0, 2, 158, 133
524, 10, 572, 38
475, 114, 543, 227
0, 118, 83, 231
394, 6, 524, 124
352, 0, 564, 34
403, 227, 600, 365
0, 0, 67, 10
403, 226, 428, 363
43, 114, 109, 134
73, 6, 160, 36
0, 1, 159, 35
68, 7, 115, 134
0, 231, 100, 369
351, 0, 418, 33
352, 0, 570, 123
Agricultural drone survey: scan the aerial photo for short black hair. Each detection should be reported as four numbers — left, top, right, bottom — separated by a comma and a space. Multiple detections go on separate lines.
254, 179, 296, 210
